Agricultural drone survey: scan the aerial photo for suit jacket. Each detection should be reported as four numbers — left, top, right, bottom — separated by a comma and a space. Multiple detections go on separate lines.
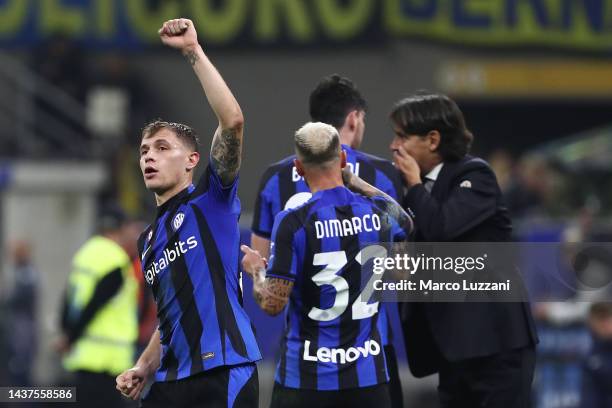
400, 155, 538, 377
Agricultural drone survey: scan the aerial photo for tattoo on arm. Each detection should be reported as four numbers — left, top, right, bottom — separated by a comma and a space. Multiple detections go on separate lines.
184, 50, 198, 66
388, 201, 414, 234
211, 127, 242, 185
252, 272, 293, 316
348, 174, 413, 232
351, 176, 391, 201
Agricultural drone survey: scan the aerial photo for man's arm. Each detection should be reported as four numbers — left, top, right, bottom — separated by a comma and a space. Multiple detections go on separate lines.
55, 268, 124, 354
134, 329, 162, 377
403, 166, 499, 241
250, 174, 275, 260
250, 234, 271, 261
344, 167, 393, 201
391, 145, 502, 241
344, 168, 412, 232
64, 268, 123, 344
159, 18, 243, 185
241, 245, 292, 316
116, 329, 161, 400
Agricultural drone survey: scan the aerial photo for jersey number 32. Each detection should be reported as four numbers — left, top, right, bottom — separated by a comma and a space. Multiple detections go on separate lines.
308, 246, 386, 322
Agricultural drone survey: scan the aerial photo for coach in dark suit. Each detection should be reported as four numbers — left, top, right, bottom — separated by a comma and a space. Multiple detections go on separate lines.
389, 93, 538, 408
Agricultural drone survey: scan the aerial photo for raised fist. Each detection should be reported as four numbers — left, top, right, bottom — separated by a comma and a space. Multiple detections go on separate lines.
158, 18, 198, 53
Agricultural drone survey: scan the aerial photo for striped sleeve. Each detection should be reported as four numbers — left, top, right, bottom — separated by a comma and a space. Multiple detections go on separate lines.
266, 210, 299, 281
252, 164, 281, 239
252, 182, 274, 239
205, 160, 240, 211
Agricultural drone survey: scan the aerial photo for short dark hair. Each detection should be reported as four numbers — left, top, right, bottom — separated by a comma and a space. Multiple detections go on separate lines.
390, 92, 473, 161
309, 74, 367, 129
141, 119, 200, 152
590, 303, 612, 320
98, 203, 129, 234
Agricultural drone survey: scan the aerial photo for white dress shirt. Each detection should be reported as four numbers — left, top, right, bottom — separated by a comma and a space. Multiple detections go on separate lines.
423, 162, 444, 192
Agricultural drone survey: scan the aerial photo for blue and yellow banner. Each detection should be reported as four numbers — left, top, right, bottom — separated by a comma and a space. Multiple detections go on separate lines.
0, 0, 611, 51
388, 0, 612, 51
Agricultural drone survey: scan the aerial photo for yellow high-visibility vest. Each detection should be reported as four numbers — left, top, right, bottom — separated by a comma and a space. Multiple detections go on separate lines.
63, 235, 138, 375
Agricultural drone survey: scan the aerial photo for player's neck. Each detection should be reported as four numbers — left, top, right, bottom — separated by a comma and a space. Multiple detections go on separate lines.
305, 172, 343, 194
338, 130, 354, 149
155, 179, 193, 207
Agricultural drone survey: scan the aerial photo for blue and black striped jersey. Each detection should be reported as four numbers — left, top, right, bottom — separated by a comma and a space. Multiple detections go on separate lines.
252, 145, 402, 239
251, 144, 403, 347
137, 162, 261, 383
266, 186, 409, 390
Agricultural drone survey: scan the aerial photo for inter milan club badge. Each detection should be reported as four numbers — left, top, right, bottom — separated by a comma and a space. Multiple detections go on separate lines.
173, 212, 185, 231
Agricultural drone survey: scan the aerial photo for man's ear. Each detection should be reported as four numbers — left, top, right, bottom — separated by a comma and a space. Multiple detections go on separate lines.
427, 130, 441, 151
187, 151, 200, 172
340, 150, 347, 169
294, 158, 305, 176
345, 110, 358, 131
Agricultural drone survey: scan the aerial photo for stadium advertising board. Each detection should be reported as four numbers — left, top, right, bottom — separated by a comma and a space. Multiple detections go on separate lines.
0, 0, 610, 51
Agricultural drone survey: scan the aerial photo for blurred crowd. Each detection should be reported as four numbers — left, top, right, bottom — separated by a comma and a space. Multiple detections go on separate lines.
487, 149, 612, 408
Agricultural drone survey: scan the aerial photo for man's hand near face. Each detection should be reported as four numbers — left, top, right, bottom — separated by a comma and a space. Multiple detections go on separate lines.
392, 145, 421, 187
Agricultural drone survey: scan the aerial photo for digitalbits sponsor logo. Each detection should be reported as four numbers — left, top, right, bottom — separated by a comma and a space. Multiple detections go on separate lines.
144, 236, 198, 285
173, 212, 185, 231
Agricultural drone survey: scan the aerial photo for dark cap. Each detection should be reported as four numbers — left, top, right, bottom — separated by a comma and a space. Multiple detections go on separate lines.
98, 204, 129, 232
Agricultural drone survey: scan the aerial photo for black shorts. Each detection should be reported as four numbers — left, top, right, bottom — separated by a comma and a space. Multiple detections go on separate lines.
269, 381, 390, 408
141, 363, 258, 408
384, 344, 404, 408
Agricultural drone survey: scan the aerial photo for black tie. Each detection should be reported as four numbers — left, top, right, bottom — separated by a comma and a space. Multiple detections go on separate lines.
423, 177, 434, 193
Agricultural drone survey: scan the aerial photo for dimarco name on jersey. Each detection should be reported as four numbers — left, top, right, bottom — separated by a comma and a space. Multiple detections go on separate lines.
315, 213, 381, 239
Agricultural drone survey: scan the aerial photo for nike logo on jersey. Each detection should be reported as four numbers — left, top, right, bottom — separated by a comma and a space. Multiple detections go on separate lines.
141, 245, 151, 260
